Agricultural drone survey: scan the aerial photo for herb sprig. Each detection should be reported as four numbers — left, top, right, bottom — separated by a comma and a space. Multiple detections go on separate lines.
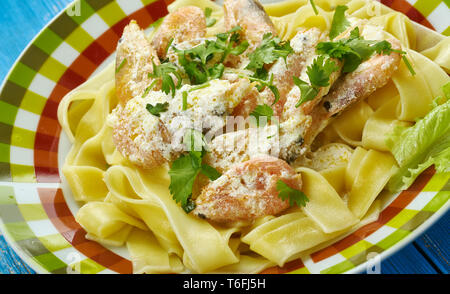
148, 60, 182, 97
276, 180, 309, 207
204, 7, 217, 28
175, 26, 249, 85
169, 130, 222, 213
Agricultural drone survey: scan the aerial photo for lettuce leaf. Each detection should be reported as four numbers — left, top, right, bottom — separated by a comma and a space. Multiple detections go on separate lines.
387, 85, 450, 192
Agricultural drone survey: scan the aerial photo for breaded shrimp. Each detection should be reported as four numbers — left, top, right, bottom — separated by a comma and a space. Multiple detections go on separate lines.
224, 0, 277, 51
109, 95, 172, 169
151, 6, 207, 60
193, 155, 302, 223
303, 38, 402, 147
261, 28, 326, 117
110, 79, 257, 169
115, 21, 160, 106
204, 126, 279, 174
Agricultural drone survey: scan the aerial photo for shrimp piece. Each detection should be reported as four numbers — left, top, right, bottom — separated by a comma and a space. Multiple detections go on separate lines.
110, 79, 258, 169
205, 125, 279, 174
303, 38, 402, 151
151, 6, 207, 60
109, 96, 172, 169
194, 155, 302, 223
261, 28, 326, 117
115, 21, 160, 106
224, 0, 277, 51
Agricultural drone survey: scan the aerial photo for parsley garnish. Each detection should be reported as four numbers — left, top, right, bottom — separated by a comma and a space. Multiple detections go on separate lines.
246, 73, 281, 104
293, 56, 338, 107
276, 180, 309, 207
116, 58, 127, 73
246, 33, 293, 71
205, 7, 216, 27
293, 76, 319, 107
250, 104, 274, 126
309, 0, 319, 15
244, 33, 293, 104
175, 26, 248, 85
169, 130, 222, 213
317, 23, 415, 75
329, 5, 350, 40
307, 55, 339, 87
146, 102, 169, 117
148, 60, 182, 97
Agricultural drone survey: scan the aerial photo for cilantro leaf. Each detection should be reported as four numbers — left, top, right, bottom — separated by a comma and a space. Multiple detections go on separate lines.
246, 73, 281, 104
276, 180, 309, 207
250, 104, 274, 126
169, 153, 201, 208
175, 26, 248, 85
169, 130, 221, 213
204, 7, 216, 27
293, 76, 319, 107
201, 164, 221, 181
208, 63, 225, 80
246, 33, 293, 71
317, 27, 415, 75
329, 5, 350, 40
307, 56, 339, 87
146, 102, 169, 117
148, 60, 182, 97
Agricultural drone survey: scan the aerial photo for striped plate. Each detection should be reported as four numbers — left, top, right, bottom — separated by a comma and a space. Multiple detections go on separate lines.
0, 0, 448, 274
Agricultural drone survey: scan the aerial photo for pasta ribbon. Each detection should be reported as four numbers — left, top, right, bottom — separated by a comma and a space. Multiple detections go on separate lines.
346, 148, 398, 218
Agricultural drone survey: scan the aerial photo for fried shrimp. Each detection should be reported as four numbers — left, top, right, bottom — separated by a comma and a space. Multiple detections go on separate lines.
151, 6, 207, 60
115, 21, 160, 106
262, 28, 326, 117
223, 0, 277, 51
193, 155, 302, 223
304, 38, 402, 147
110, 79, 257, 169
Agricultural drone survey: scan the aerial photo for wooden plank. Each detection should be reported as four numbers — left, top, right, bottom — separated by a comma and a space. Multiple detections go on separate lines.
0, 235, 35, 274
380, 243, 439, 274
414, 210, 450, 274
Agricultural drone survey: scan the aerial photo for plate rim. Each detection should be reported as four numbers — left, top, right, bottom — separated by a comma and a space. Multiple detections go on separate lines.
0, 0, 448, 274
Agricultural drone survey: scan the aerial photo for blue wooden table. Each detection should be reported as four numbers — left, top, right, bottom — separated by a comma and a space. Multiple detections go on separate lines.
0, 0, 448, 274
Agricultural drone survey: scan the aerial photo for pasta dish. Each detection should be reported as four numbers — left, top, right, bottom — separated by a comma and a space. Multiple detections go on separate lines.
57, 0, 450, 273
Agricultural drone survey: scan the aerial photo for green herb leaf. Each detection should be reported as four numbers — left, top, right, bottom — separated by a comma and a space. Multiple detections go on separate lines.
146, 102, 169, 117
116, 58, 127, 73
250, 104, 274, 126
182, 91, 188, 110
317, 27, 415, 75
169, 129, 221, 212
309, 0, 319, 15
205, 7, 217, 27
169, 153, 202, 207
293, 76, 319, 107
329, 5, 350, 40
201, 164, 222, 181
246, 33, 293, 71
148, 60, 182, 97
246, 73, 280, 104
175, 26, 248, 84
276, 180, 309, 207
307, 56, 339, 87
